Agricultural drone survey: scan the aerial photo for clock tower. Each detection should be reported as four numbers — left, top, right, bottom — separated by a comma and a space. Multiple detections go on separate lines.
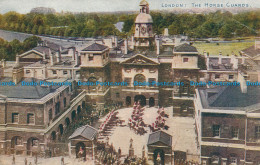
134, 0, 154, 48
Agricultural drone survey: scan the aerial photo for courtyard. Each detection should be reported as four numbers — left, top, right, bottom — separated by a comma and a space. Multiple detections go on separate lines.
0, 106, 199, 165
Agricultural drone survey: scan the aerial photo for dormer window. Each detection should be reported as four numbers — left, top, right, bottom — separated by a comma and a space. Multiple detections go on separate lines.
183, 58, 189, 63
89, 54, 94, 61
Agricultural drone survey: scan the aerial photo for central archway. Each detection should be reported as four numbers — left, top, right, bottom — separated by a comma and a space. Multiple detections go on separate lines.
134, 95, 146, 106
126, 96, 131, 106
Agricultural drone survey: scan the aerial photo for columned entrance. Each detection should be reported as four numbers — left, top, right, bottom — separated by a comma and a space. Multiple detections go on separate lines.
134, 95, 146, 106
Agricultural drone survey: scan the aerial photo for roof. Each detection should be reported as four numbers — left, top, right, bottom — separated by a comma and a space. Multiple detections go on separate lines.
69, 125, 98, 140
140, 0, 149, 6
0, 77, 59, 99
174, 43, 198, 53
135, 13, 153, 23
82, 43, 108, 51
198, 86, 260, 109
147, 131, 172, 147
208, 57, 235, 71
241, 45, 260, 58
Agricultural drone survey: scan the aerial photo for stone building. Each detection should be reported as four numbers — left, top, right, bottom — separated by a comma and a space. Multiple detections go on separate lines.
194, 84, 260, 165
0, 77, 87, 156
147, 131, 173, 165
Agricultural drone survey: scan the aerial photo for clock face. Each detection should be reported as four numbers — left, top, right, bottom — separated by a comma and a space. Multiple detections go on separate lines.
141, 26, 146, 34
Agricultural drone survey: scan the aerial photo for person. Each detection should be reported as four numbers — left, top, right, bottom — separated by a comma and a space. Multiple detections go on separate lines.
61, 157, 64, 165
34, 155, 38, 165
29, 162, 32, 165
78, 147, 84, 161
24, 158, 27, 165
12, 155, 15, 165
118, 147, 121, 158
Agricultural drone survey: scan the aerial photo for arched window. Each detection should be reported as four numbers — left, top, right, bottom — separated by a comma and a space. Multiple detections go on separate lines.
134, 74, 146, 84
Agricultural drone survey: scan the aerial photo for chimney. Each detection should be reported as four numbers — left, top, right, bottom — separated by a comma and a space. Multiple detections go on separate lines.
131, 36, 134, 49
124, 39, 128, 55
115, 36, 118, 47
206, 53, 210, 70
1, 59, 5, 68
255, 37, 260, 49
75, 52, 79, 66
156, 39, 160, 55
164, 28, 169, 36
56, 52, 61, 63
15, 54, 19, 65
242, 55, 245, 65
43, 52, 46, 60
50, 53, 54, 66
218, 52, 222, 64
203, 50, 207, 58
238, 72, 247, 93
231, 52, 238, 69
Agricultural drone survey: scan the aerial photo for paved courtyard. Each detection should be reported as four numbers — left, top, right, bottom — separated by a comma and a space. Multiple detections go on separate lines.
0, 106, 199, 165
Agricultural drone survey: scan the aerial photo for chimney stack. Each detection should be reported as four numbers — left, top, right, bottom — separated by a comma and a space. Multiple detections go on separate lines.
15, 54, 19, 65
203, 50, 207, 58
231, 52, 238, 69
131, 35, 134, 49
50, 53, 54, 66
124, 39, 128, 55
206, 53, 210, 70
156, 39, 160, 55
1, 59, 5, 68
238, 72, 247, 93
164, 28, 169, 37
218, 51, 222, 64
75, 52, 79, 66
115, 36, 118, 47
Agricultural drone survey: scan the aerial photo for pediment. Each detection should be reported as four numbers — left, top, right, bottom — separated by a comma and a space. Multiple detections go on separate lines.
121, 54, 159, 65
19, 50, 44, 59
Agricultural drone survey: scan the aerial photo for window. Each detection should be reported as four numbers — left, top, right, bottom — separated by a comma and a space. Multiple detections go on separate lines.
230, 157, 237, 165
215, 74, 220, 79
211, 155, 220, 164
52, 70, 57, 74
183, 58, 189, 63
148, 78, 156, 87
213, 125, 220, 137
26, 70, 30, 74
232, 127, 239, 138
89, 54, 94, 61
32, 139, 38, 146
14, 137, 23, 146
255, 126, 260, 139
229, 75, 234, 80
63, 70, 68, 75
55, 102, 60, 115
12, 113, 19, 123
124, 78, 131, 85
89, 69, 95, 74
116, 93, 120, 98
63, 98, 66, 107
49, 109, 53, 121
27, 114, 35, 124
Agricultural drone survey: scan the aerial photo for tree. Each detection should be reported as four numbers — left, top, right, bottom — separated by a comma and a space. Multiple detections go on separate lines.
31, 25, 38, 35
38, 25, 44, 35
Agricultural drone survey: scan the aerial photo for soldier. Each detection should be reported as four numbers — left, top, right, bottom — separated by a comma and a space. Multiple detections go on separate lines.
118, 147, 121, 158
61, 157, 64, 165
24, 158, 28, 165
12, 155, 15, 165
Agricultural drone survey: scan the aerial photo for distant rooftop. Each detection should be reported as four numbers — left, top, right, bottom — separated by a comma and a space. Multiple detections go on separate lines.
147, 130, 172, 147
174, 43, 198, 53
69, 125, 98, 140
82, 43, 108, 51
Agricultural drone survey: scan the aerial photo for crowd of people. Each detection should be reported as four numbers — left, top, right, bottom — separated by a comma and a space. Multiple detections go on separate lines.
148, 107, 169, 132
128, 102, 147, 135
98, 110, 118, 136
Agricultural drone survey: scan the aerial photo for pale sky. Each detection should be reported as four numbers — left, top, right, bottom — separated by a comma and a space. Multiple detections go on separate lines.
0, 0, 259, 14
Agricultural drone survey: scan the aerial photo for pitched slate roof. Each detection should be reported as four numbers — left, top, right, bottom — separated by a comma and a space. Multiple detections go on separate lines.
82, 43, 108, 51
69, 125, 98, 140
241, 45, 260, 58
147, 131, 172, 147
198, 86, 260, 109
0, 77, 59, 99
174, 43, 198, 53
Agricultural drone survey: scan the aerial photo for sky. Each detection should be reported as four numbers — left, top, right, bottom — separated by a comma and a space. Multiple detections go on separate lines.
0, 0, 259, 14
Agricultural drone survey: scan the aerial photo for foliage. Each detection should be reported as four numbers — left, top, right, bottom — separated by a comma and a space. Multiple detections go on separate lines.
0, 36, 41, 61
0, 10, 259, 38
